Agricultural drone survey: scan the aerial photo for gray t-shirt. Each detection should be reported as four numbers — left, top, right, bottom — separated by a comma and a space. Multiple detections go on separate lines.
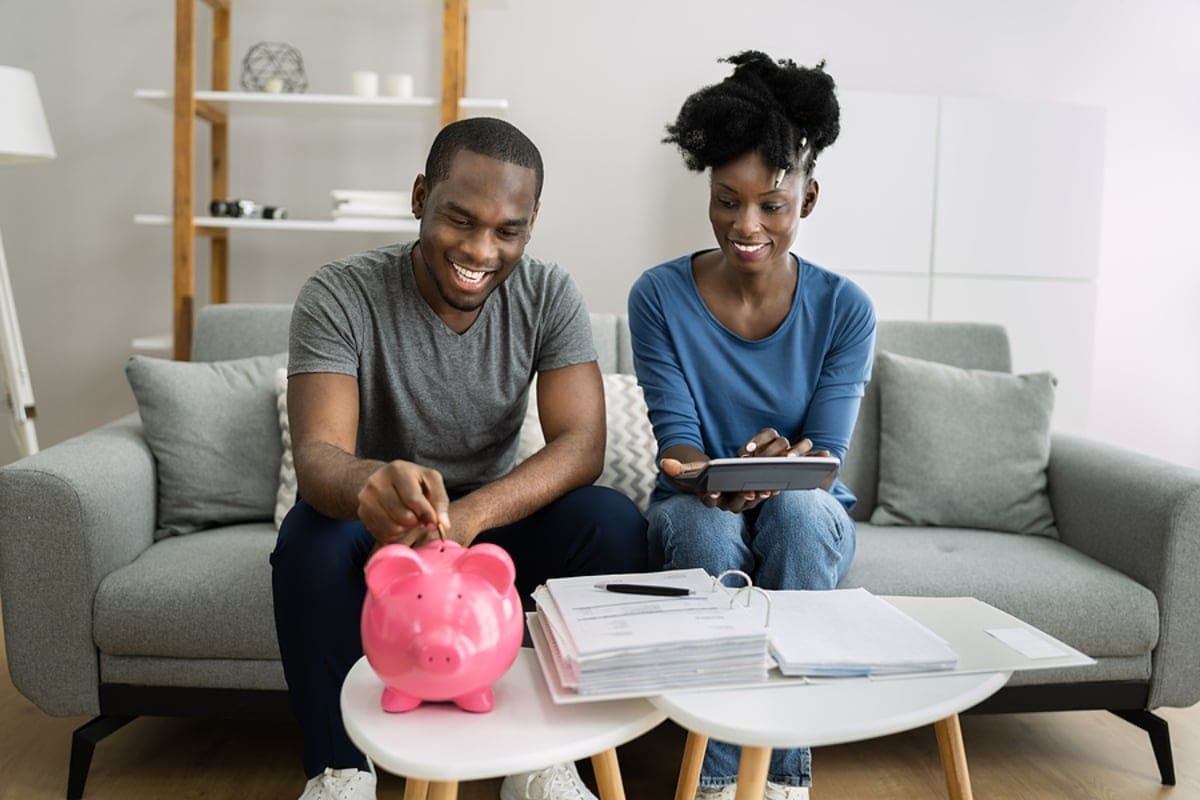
289, 241, 596, 492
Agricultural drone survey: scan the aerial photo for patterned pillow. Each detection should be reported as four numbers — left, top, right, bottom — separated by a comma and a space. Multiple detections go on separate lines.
518, 373, 657, 510
275, 368, 297, 529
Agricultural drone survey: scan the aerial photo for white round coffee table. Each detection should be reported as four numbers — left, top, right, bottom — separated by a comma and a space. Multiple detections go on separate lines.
653, 670, 1010, 800
340, 650, 667, 800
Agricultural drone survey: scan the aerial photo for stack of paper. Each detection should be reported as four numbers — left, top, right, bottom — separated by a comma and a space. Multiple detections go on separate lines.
532, 568, 770, 696
330, 189, 413, 221
765, 588, 959, 676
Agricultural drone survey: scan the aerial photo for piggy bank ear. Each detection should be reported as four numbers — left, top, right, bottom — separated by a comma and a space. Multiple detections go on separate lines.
364, 545, 429, 598
454, 543, 516, 594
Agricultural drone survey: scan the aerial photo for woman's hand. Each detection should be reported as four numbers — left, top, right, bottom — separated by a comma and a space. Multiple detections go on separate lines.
738, 427, 830, 459
660, 454, 774, 514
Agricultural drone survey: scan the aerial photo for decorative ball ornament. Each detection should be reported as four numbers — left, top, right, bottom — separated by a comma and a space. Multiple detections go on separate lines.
240, 42, 308, 93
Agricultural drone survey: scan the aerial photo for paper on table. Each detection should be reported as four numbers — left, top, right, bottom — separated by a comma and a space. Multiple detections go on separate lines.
986, 627, 1068, 659
540, 568, 766, 660
534, 568, 771, 695
765, 588, 959, 676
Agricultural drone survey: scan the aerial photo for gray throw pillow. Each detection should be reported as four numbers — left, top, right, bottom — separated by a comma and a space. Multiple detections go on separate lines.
869, 350, 1058, 537
126, 352, 288, 537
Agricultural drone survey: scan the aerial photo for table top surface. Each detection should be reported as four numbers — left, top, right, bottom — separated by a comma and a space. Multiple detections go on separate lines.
340, 651, 667, 781
651, 668, 1009, 748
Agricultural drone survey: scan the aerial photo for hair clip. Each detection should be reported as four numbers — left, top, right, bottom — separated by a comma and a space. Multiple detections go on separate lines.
773, 168, 786, 189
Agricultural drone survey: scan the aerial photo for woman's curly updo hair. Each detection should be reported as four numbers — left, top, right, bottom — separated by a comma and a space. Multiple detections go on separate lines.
664, 51, 840, 178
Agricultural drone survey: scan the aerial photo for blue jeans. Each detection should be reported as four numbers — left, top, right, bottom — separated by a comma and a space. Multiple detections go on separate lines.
272, 486, 648, 779
646, 489, 856, 788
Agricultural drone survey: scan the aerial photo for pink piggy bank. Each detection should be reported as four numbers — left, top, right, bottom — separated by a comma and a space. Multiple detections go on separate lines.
361, 540, 523, 713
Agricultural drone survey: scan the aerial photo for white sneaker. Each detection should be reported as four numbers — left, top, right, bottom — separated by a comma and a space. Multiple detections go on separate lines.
500, 761, 598, 800
298, 762, 377, 800
695, 785, 736, 799
765, 782, 809, 800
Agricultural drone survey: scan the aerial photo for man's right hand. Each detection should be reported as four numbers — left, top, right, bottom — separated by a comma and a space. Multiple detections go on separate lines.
356, 460, 451, 547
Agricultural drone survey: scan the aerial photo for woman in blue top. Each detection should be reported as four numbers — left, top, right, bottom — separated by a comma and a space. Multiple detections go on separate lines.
628, 51, 876, 800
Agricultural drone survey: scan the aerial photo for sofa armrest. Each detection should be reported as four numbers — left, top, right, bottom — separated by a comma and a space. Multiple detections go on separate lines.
1048, 432, 1200, 708
0, 414, 156, 716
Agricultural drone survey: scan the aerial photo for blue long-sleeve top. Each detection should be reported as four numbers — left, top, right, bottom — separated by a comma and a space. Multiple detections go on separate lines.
628, 251, 876, 510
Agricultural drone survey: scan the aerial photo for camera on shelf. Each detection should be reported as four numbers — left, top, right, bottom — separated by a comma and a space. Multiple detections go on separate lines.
209, 198, 288, 220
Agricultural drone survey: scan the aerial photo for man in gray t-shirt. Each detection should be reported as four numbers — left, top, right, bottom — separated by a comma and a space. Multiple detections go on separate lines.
271, 118, 648, 800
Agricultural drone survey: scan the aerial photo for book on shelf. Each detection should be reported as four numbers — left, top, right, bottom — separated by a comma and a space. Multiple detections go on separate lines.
331, 206, 413, 220
530, 568, 961, 700
330, 189, 413, 222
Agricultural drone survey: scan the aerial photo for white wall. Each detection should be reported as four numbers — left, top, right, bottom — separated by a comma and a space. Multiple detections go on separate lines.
1, 0, 1198, 468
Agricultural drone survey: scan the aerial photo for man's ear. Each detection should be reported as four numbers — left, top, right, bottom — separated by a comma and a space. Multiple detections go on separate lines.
526, 200, 540, 239
411, 174, 427, 219
800, 178, 819, 218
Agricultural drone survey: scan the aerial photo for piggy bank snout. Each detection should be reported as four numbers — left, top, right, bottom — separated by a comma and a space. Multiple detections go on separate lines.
414, 627, 465, 674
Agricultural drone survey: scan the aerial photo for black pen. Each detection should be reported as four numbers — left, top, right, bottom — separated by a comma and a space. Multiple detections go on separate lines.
594, 582, 694, 597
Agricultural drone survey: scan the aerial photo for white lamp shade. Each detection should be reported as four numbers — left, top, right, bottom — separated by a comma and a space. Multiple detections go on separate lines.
0, 66, 56, 164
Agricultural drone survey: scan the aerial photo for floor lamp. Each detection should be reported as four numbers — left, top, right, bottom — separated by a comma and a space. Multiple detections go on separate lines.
0, 66, 55, 457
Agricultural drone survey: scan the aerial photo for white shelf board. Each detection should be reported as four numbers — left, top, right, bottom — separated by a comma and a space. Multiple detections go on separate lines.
134, 214, 419, 234
134, 89, 507, 115
131, 334, 173, 356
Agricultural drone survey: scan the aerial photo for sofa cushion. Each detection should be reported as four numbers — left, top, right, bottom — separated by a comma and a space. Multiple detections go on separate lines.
870, 350, 1058, 537
840, 525, 1159, 660
126, 352, 287, 537
519, 373, 657, 509
94, 524, 279, 660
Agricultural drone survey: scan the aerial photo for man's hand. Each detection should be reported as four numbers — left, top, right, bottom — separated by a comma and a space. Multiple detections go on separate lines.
357, 460, 451, 547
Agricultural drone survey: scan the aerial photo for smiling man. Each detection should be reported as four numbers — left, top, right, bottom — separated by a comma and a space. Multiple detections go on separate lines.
271, 117, 648, 800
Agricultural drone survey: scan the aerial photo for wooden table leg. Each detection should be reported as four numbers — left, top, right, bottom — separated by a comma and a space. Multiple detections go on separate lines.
934, 714, 973, 800
427, 780, 458, 800
675, 732, 709, 800
734, 745, 771, 800
403, 777, 429, 800
592, 747, 627, 800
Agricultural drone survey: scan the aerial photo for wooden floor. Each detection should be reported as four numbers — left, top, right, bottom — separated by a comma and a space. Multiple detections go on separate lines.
2, 607, 1197, 799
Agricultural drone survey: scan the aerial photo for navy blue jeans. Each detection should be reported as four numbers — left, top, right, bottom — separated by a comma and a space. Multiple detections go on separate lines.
271, 486, 648, 779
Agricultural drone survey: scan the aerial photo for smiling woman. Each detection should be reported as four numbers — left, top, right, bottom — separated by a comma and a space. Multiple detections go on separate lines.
627, 51, 876, 800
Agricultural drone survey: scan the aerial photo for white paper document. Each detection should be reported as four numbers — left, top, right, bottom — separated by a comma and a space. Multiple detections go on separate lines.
764, 588, 959, 676
986, 627, 1068, 659
534, 568, 770, 695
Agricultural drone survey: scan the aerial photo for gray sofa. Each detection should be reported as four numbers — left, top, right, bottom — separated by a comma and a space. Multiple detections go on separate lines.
1, 303, 1197, 798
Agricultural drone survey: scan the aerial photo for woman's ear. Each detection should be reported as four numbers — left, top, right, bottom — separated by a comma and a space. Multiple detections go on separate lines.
800, 178, 820, 218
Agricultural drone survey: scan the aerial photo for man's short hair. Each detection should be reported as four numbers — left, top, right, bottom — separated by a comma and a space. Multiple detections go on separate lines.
424, 117, 545, 201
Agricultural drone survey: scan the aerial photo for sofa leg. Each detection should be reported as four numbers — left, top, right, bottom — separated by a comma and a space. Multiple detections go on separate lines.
1109, 709, 1175, 785
67, 714, 136, 799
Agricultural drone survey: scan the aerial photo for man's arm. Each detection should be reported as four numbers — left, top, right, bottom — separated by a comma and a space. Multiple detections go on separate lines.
449, 361, 605, 544
288, 372, 448, 545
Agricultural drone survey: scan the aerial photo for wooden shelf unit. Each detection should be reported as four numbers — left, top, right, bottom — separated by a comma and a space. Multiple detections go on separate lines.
163, 0, 479, 360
